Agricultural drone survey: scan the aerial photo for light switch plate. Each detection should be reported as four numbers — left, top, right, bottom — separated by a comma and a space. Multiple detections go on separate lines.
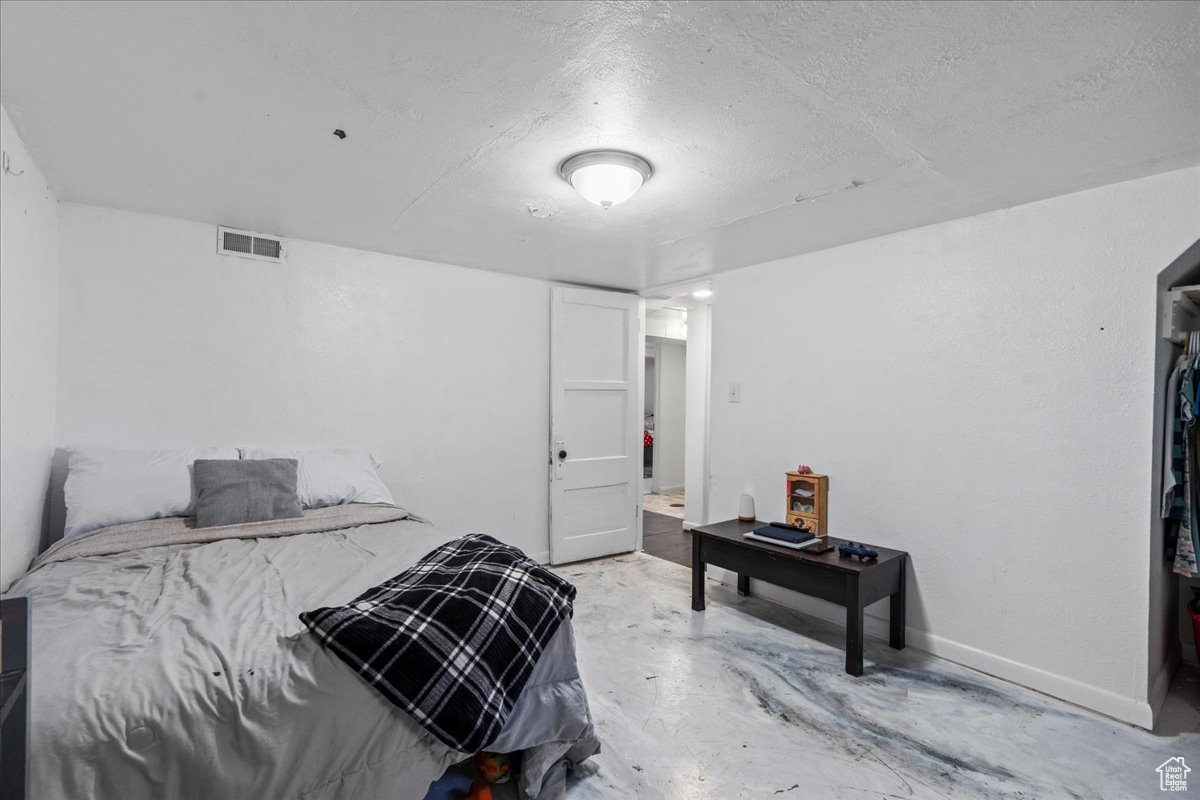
728, 381, 741, 403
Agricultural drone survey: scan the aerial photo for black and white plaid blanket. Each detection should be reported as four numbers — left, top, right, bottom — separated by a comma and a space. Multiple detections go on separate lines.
299, 534, 576, 753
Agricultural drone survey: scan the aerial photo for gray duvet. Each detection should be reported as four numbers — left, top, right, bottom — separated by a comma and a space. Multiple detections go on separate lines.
10, 504, 599, 800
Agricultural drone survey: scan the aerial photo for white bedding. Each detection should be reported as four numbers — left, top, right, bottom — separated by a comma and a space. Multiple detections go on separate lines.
10, 505, 598, 799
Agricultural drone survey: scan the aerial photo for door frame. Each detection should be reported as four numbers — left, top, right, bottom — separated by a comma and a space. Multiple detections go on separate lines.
640, 280, 714, 532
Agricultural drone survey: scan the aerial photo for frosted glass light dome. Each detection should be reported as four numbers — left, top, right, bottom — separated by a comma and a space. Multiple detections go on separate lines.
560, 150, 653, 208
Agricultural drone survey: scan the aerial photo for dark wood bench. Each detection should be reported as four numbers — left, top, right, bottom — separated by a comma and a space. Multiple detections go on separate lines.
690, 519, 908, 676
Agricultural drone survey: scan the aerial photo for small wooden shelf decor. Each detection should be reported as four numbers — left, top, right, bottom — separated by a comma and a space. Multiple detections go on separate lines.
786, 471, 828, 537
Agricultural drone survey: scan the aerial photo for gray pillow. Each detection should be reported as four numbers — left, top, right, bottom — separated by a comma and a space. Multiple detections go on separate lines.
193, 459, 302, 528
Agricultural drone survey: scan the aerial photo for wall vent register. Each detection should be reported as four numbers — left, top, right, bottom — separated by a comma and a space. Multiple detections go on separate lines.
217, 226, 284, 262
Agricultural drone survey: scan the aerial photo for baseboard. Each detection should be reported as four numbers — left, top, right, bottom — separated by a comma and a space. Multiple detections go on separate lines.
908, 625, 1154, 730
1148, 652, 1179, 726
682, 520, 698, 531
654, 483, 685, 493
707, 567, 1155, 729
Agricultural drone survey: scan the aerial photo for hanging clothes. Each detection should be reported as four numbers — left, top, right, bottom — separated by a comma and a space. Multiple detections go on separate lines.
1162, 351, 1189, 561
1173, 335, 1200, 578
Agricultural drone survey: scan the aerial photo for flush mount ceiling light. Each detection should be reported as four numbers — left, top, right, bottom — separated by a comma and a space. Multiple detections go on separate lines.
559, 150, 653, 208
692, 288, 713, 299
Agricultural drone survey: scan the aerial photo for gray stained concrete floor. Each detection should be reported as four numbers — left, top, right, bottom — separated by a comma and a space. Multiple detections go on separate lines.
545, 552, 1200, 799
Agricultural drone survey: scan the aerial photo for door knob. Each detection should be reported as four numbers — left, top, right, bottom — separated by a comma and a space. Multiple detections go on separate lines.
558, 450, 568, 460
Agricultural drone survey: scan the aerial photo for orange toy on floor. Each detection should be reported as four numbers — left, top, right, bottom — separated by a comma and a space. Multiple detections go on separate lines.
467, 752, 511, 800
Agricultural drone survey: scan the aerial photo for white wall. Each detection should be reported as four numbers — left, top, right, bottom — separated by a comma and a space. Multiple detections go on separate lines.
684, 302, 711, 528
646, 308, 687, 340
709, 166, 1200, 728
652, 338, 686, 493
55, 204, 552, 560
0, 105, 60, 590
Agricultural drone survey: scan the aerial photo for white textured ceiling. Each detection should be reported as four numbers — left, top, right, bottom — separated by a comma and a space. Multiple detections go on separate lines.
2, 1, 1198, 290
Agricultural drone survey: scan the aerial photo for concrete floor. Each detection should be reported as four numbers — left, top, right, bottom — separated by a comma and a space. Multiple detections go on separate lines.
553, 553, 1200, 799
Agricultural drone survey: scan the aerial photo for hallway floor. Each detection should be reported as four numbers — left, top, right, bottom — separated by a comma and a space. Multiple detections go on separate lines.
641, 509, 690, 568
642, 491, 685, 518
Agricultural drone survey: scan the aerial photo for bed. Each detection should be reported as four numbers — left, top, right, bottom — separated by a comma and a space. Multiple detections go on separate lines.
9, 503, 599, 800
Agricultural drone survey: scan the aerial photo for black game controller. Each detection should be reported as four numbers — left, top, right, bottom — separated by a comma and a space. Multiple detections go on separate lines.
838, 541, 878, 561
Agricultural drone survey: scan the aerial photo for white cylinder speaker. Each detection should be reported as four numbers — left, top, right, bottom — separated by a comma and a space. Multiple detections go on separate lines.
737, 493, 755, 521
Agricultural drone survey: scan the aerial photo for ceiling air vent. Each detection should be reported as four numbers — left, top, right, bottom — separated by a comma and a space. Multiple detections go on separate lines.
217, 226, 285, 262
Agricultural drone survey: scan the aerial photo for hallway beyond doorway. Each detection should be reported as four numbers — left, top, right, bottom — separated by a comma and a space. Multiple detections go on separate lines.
643, 491, 685, 518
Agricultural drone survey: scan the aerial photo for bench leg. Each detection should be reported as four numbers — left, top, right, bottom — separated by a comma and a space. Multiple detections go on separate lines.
846, 577, 864, 676
890, 558, 907, 650
737, 574, 750, 596
691, 538, 705, 611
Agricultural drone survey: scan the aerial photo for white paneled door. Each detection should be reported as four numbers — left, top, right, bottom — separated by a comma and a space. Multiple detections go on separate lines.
549, 287, 643, 564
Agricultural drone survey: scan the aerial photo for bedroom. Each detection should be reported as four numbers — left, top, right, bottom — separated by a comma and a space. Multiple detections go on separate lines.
0, 1, 1198, 799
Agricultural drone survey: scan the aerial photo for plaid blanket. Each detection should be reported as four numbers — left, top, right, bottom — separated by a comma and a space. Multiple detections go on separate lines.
299, 534, 576, 753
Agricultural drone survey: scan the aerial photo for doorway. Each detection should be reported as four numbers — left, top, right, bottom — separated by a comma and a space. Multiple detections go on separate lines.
640, 285, 712, 568
548, 286, 642, 565
644, 335, 686, 509
1152, 240, 1200, 698
544, 281, 712, 569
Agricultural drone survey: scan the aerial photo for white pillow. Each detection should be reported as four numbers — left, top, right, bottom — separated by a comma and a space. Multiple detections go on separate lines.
64, 446, 240, 538
240, 448, 394, 509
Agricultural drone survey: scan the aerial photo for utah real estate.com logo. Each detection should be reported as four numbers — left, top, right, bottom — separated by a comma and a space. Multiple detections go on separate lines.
1158, 757, 1190, 792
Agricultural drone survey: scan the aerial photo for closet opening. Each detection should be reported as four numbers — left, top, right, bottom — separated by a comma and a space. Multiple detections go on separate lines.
1152, 238, 1200, 723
